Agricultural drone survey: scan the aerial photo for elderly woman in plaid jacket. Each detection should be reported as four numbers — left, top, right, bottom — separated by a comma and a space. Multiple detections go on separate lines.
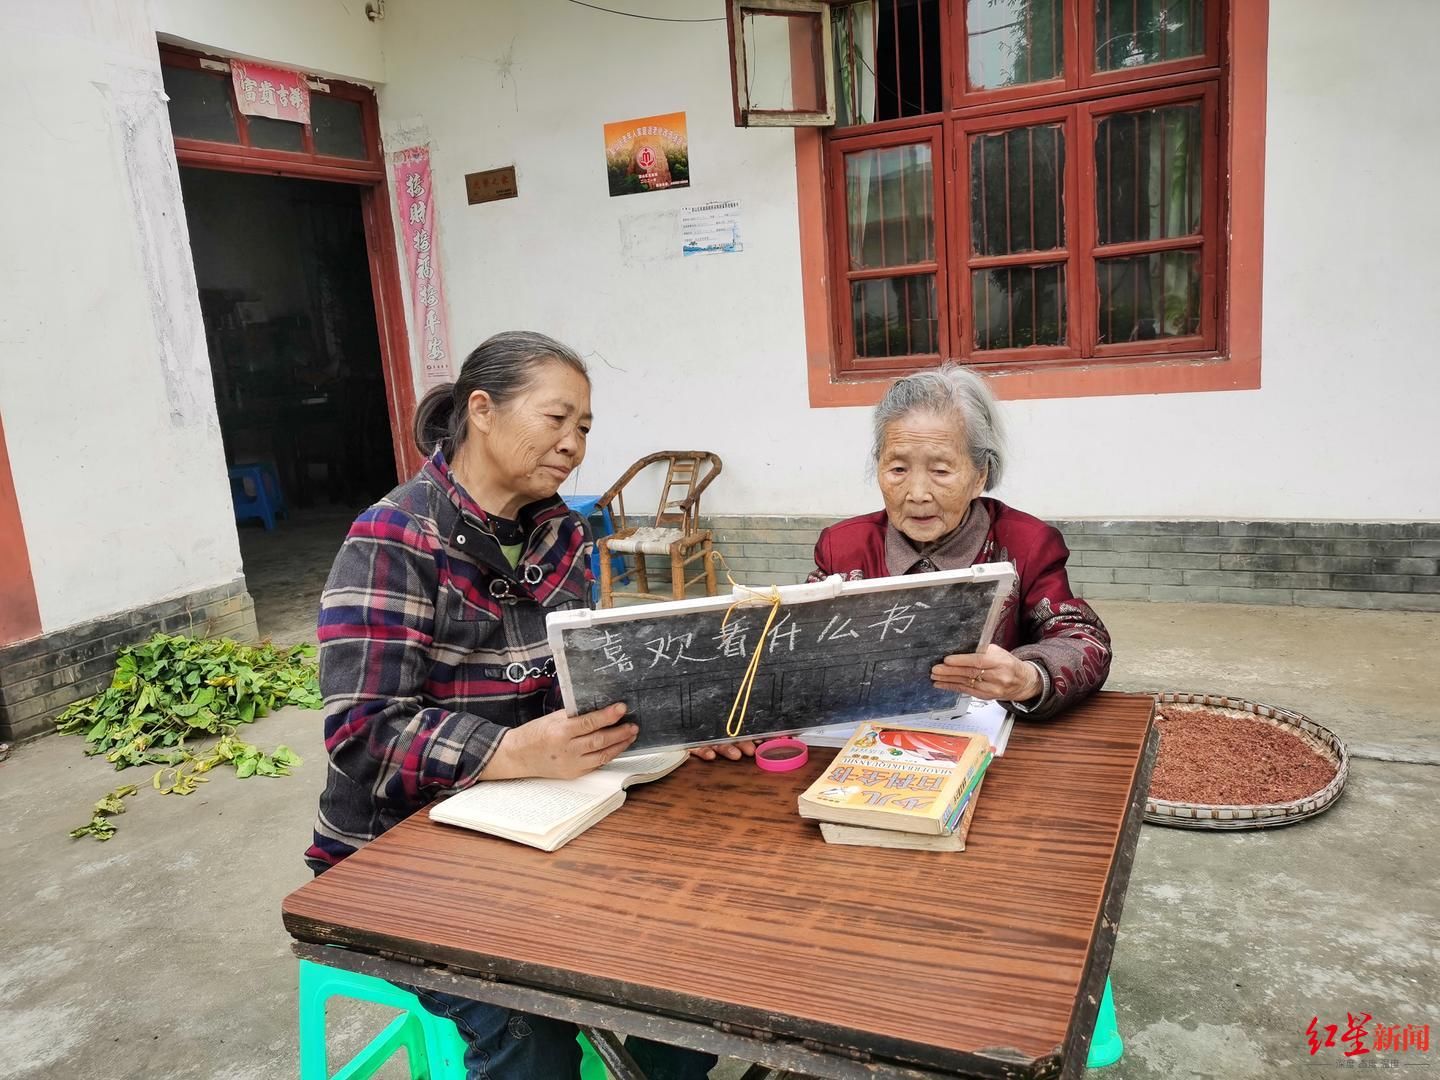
305, 331, 715, 1080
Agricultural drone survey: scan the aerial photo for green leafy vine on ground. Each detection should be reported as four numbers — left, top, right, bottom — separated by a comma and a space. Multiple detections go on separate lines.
57, 634, 321, 840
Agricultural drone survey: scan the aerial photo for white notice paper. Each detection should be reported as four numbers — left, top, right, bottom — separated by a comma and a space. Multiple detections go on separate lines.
681, 199, 743, 256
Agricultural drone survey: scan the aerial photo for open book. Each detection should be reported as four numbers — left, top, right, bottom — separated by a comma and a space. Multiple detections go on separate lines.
428, 751, 689, 852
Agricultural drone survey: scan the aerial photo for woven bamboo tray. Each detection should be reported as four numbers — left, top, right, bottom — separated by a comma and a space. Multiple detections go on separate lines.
1144, 693, 1349, 830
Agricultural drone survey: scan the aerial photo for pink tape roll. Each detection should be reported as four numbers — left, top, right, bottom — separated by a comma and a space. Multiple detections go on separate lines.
754, 737, 809, 772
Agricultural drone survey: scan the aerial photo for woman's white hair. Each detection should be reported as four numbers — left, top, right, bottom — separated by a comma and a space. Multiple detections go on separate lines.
871, 363, 1006, 491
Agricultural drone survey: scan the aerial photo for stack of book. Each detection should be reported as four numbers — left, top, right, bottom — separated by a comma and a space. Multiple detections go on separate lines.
798, 722, 994, 850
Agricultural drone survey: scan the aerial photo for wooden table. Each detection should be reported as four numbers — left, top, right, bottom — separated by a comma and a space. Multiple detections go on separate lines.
283, 691, 1157, 1080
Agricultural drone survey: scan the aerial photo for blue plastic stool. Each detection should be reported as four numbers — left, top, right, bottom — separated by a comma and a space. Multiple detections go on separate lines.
297, 959, 608, 1079
563, 494, 627, 604
251, 460, 287, 517
229, 463, 285, 531
1086, 977, 1123, 1068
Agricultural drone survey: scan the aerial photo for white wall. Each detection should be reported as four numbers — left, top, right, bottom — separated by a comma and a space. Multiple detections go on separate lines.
2, 0, 1433, 641
1006, 0, 1440, 521
0, 0, 244, 633
149, 0, 385, 84
377, 0, 841, 515
378, 0, 1440, 522
0, 0, 388, 636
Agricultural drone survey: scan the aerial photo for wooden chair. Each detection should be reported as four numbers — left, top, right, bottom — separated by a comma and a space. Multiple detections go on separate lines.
596, 451, 722, 607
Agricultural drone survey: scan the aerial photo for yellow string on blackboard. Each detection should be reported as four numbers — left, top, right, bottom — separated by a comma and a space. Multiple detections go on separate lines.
711, 551, 784, 740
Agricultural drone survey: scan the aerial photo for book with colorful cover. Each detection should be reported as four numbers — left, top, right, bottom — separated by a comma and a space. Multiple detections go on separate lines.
820, 776, 988, 850
797, 722, 993, 835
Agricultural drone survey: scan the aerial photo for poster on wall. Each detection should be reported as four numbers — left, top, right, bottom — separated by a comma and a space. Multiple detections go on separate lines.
681, 200, 743, 256
230, 60, 310, 124
391, 144, 454, 386
603, 112, 689, 197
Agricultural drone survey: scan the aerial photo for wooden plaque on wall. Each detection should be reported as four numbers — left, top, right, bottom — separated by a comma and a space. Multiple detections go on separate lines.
465, 166, 518, 205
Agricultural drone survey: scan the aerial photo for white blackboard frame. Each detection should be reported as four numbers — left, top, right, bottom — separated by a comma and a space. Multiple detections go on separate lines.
546, 562, 1017, 754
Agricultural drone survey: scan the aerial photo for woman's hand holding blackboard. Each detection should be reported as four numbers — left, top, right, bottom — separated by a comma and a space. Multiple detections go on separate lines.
931, 644, 1042, 704
479, 704, 639, 780
688, 740, 758, 762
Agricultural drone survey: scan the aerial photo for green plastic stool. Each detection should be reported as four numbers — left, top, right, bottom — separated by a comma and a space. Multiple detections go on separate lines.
1085, 977, 1123, 1069
297, 959, 608, 1079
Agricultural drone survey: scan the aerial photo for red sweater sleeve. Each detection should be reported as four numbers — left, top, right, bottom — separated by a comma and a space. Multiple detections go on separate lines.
1008, 526, 1113, 719
808, 528, 836, 582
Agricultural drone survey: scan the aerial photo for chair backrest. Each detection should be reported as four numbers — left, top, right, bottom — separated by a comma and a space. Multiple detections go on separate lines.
600, 451, 722, 536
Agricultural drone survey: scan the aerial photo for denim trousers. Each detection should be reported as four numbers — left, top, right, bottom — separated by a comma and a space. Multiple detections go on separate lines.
413, 987, 718, 1080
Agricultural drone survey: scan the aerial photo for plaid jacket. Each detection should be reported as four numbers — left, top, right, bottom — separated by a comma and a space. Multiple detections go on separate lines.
305, 450, 590, 873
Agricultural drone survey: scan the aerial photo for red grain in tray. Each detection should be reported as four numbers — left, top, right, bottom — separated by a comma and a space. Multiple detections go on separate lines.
1149, 706, 1338, 806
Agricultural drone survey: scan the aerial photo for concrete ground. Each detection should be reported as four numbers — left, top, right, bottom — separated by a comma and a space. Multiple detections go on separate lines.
237, 508, 359, 647
1, 518, 1435, 1079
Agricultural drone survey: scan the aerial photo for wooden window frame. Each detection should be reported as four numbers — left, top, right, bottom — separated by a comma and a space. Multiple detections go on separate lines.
826, 124, 950, 375
160, 48, 385, 180
1080, 0, 1222, 90
158, 44, 421, 479
1080, 80, 1221, 361
800, 0, 1266, 406
952, 102, 1081, 366
727, 0, 838, 127
954, 0, 1078, 110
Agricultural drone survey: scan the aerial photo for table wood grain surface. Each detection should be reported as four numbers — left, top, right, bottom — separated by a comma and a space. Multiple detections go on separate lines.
284, 691, 1156, 1077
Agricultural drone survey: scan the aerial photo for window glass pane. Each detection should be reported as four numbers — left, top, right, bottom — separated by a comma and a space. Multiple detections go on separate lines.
313, 94, 368, 159
834, 0, 943, 126
845, 143, 934, 270
970, 123, 1065, 256
1095, 0, 1205, 71
852, 275, 939, 357
247, 115, 305, 152
1095, 102, 1202, 245
162, 65, 239, 143
971, 264, 1067, 350
1096, 250, 1200, 342
967, 0, 1063, 90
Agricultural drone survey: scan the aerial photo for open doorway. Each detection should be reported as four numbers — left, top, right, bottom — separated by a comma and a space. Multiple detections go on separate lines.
180, 168, 396, 641
182, 168, 395, 504
160, 43, 415, 642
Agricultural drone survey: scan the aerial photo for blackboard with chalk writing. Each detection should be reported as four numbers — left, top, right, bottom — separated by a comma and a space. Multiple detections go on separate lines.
546, 564, 1016, 754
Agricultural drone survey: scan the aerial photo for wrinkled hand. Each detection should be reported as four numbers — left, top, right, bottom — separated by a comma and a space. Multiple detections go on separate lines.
481, 703, 637, 780
688, 739, 758, 762
932, 643, 1042, 703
